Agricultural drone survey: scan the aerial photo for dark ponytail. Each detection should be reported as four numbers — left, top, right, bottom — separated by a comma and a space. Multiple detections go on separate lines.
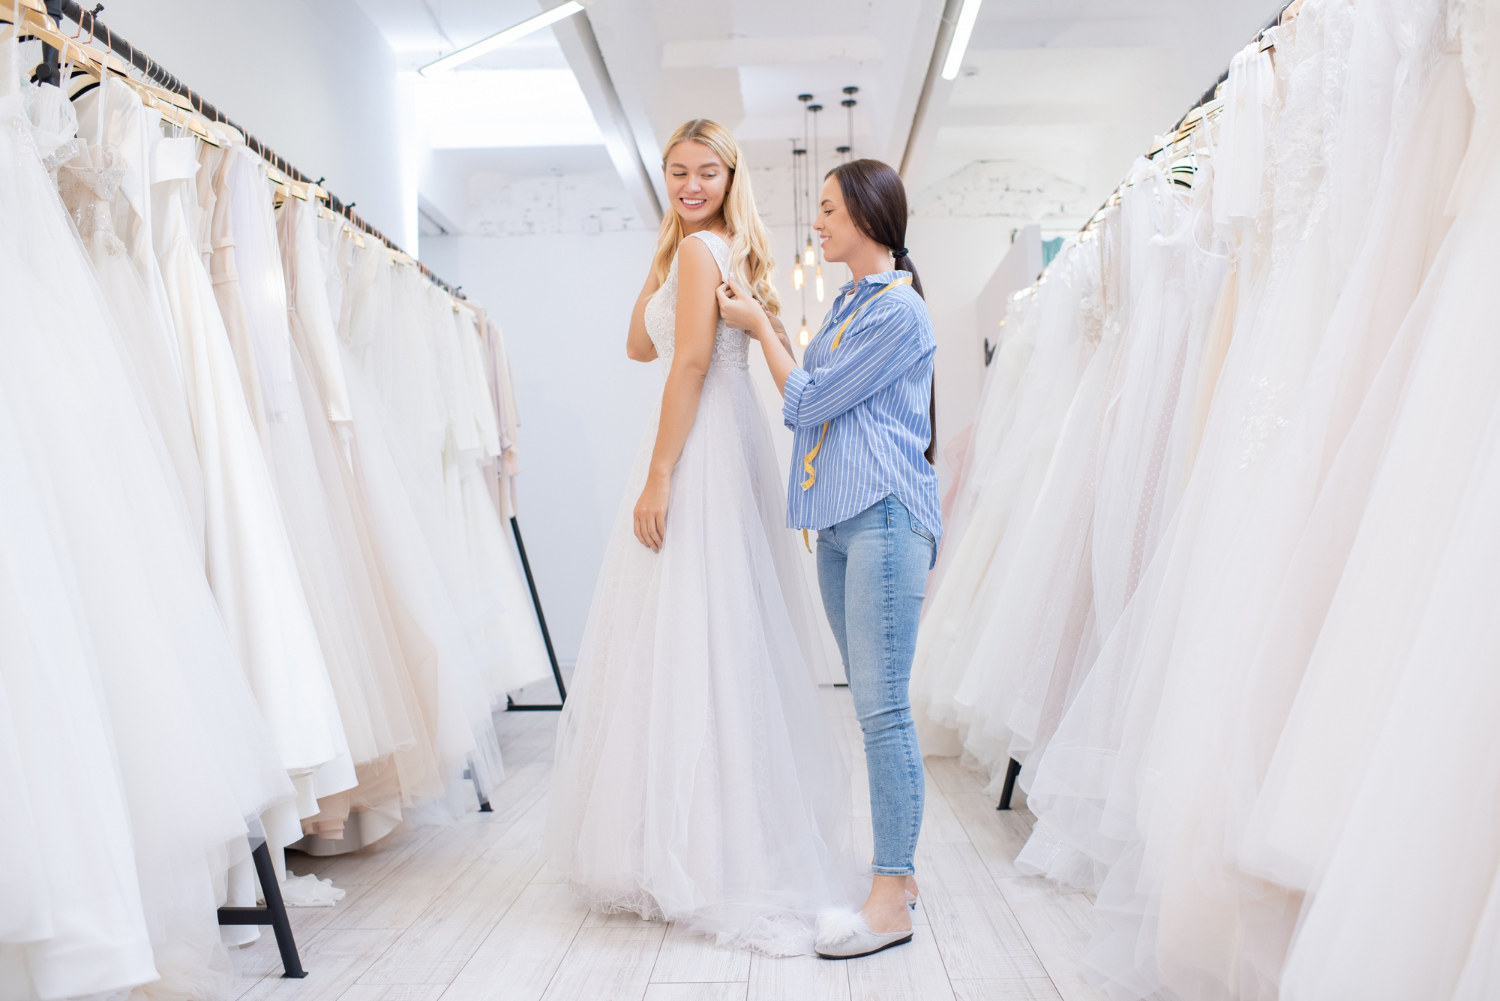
827, 158, 936, 465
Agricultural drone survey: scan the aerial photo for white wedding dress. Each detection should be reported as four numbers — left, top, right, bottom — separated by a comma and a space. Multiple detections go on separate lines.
549, 231, 859, 956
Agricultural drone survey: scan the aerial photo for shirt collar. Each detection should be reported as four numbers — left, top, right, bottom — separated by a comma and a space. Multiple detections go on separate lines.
836, 269, 912, 296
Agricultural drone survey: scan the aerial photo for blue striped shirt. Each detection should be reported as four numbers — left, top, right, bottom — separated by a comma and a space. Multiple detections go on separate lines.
782, 270, 942, 552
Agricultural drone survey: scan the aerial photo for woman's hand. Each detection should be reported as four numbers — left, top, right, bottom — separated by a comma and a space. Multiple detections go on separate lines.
633, 471, 671, 552
716, 278, 771, 339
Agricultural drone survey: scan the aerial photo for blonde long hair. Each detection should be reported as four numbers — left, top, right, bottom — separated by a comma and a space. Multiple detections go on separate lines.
652, 119, 781, 316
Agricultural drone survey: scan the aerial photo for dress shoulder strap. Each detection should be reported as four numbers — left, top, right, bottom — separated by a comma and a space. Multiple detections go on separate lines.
686, 230, 732, 280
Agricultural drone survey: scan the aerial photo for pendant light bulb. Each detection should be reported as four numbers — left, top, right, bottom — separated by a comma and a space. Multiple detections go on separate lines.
803, 239, 815, 268
815, 265, 825, 303
798, 320, 811, 346
792, 263, 804, 290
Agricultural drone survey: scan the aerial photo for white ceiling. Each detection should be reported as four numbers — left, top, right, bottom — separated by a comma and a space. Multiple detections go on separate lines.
356, 0, 1284, 238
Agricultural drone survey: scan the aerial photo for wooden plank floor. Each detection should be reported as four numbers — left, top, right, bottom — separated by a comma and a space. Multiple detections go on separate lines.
232, 688, 1109, 1001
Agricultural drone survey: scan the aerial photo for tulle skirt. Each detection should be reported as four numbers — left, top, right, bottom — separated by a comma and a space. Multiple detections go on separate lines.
0, 87, 293, 1000
550, 365, 860, 956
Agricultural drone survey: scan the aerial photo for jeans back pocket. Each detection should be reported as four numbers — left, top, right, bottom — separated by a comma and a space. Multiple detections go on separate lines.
909, 515, 936, 565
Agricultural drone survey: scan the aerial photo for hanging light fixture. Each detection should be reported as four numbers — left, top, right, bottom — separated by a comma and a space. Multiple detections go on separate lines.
790, 139, 806, 290
799, 319, 811, 346
842, 87, 858, 163
810, 101, 825, 303
799, 94, 817, 272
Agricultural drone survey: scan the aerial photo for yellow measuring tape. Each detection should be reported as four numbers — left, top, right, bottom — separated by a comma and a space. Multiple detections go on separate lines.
798, 275, 912, 551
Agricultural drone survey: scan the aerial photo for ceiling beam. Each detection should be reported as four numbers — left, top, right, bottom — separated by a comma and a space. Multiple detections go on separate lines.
881, 0, 948, 167
898, 0, 965, 186
551, 9, 663, 224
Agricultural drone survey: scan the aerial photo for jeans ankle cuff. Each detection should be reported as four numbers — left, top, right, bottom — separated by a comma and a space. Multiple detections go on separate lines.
872, 865, 915, 877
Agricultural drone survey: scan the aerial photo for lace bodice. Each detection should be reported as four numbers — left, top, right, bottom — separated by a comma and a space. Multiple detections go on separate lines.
642, 230, 748, 373
59, 142, 127, 253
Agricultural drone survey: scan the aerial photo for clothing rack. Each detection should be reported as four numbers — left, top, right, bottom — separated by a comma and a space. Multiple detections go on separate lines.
996, 0, 1301, 813
32, 0, 462, 299
1074, 0, 1299, 236
38, 0, 570, 714
16, 0, 568, 973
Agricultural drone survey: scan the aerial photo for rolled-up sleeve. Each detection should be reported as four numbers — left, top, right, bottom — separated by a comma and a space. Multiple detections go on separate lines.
780, 298, 927, 429
781, 367, 814, 430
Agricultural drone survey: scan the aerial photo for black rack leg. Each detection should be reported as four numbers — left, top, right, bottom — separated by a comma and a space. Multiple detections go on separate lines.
997, 758, 1022, 811
217, 841, 306, 978
253, 842, 306, 979
464, 765, 492, 812
507, 515, 568, 711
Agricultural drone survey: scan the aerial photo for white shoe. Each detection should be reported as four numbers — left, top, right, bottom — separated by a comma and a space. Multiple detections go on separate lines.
815, 909, 913, 960
905, 889, 918, 911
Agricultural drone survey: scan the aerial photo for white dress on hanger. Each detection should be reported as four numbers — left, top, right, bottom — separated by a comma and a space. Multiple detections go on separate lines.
909, 235, 1103, 755
338, 242, 507, 800
944, 223, 1113, 782
218, 148, 398, 803
150, 129, 352, 837
276, 198, 447, 846
56, 96, 205, 558
1141, 6, 1469, 995
0, 65, 292, 998
931, 283, 1040, 595
1268, 46, 1500, 978
448, 302, 554, 695
549, 230, 858, 956
1239, 0, 1492, 903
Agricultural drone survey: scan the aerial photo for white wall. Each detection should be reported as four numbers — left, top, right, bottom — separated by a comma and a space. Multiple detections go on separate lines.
99, 0, 406, 243
420, 231, 663, 664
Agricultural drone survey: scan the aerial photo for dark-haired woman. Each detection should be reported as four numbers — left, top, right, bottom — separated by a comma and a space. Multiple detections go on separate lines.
717, 158, 940, 960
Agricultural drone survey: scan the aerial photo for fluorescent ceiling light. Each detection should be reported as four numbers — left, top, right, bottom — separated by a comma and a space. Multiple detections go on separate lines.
420, 2, 585, 77
940, 0, 983, 81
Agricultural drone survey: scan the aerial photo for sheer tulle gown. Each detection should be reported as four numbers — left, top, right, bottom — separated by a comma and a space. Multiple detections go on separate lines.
1, 67, 293, 998
1139, 9, 1472, 996
910, 237, 1102, 755
958, 153, 1228, 792
338, 243, 508, 799
927, 285, 1037, 595
1268, 61, 1500, 982
1012, 5, 1368, 996
947, 218, 1117, 786
550, 231, 859, 956
276, 197, 448, 843
1234, 0, 1495, 925
152, 127, 353, 819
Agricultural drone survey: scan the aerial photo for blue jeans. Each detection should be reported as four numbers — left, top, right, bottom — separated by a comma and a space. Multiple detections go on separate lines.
816, 495, 934, 877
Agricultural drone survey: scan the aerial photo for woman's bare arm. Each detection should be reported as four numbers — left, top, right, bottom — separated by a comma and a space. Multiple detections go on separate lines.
627, 268, 661, 362
633, 238, 721, 550
765, 313, 796, 361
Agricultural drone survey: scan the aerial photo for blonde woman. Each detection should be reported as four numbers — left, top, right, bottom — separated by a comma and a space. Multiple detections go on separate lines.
549, 120, 860, 955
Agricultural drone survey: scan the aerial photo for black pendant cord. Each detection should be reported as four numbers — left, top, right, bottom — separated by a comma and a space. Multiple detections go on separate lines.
842, 86, 858, 163
789, 139, 801, 273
